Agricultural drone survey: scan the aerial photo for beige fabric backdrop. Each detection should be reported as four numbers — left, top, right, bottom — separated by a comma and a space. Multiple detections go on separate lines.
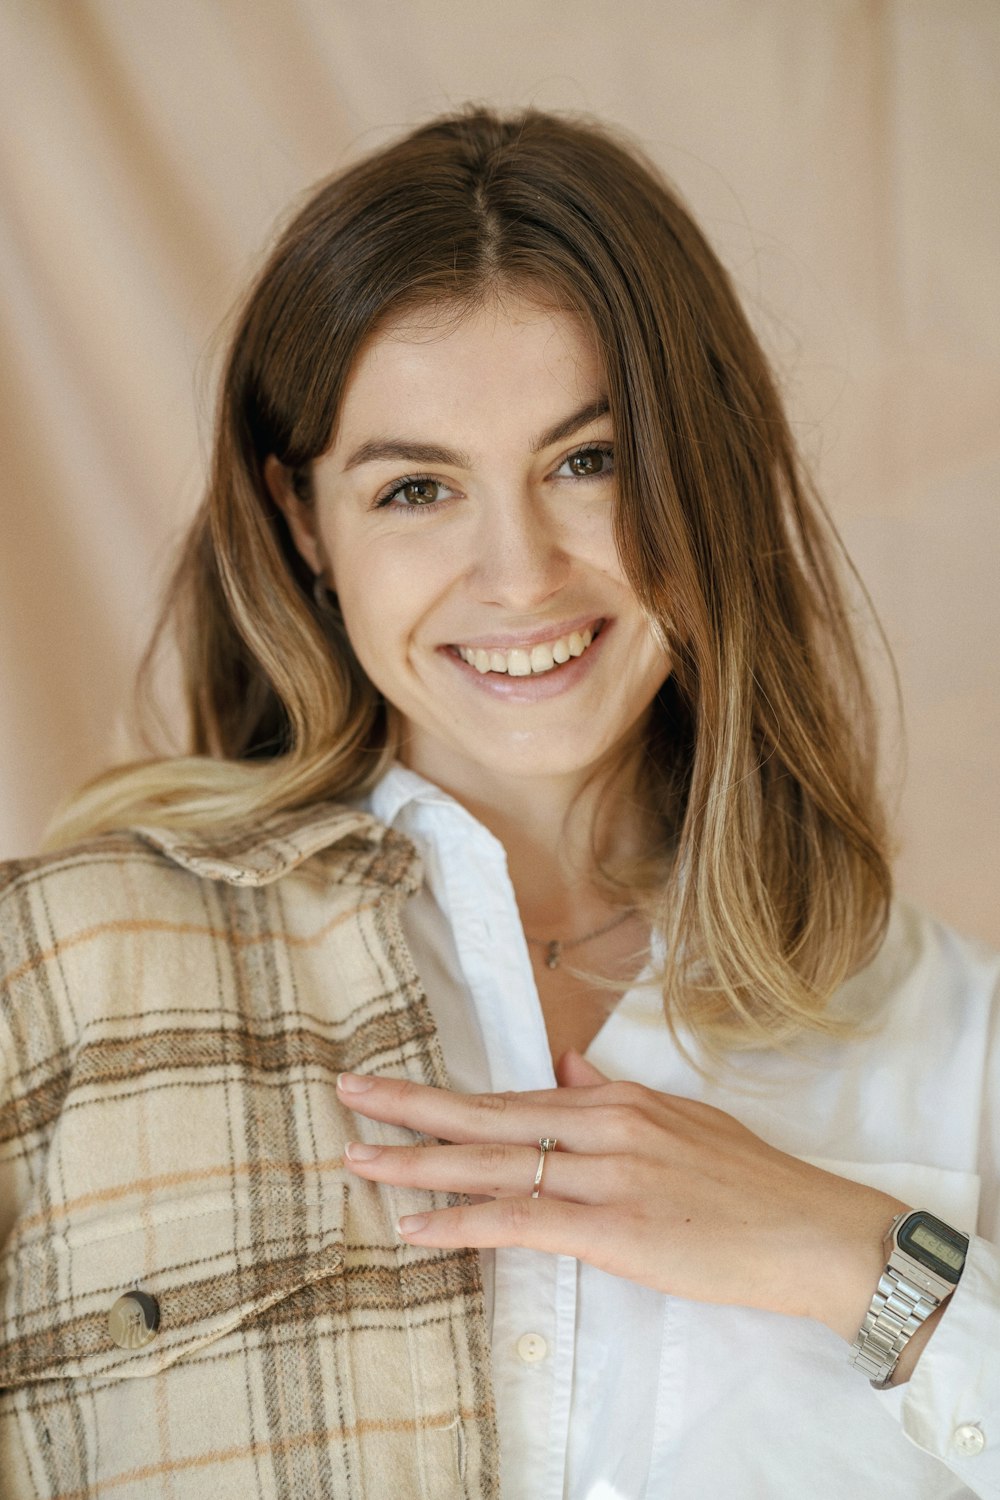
1, 0, 998, 944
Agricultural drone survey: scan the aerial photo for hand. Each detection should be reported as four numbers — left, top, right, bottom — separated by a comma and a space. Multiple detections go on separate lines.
336, 1051, 905, 1344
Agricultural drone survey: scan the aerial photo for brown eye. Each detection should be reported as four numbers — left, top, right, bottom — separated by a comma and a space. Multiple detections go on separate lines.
399, 479, 441, 505
373, 474, 457, 514
561, 445, 614, 479
569, 451, 599, 475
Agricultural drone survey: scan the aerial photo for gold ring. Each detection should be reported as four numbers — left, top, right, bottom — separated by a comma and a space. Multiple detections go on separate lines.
530, 1137, 558, 1199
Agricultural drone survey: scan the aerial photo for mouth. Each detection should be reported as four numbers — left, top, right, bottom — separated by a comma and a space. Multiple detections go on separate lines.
447, 619, 606, 678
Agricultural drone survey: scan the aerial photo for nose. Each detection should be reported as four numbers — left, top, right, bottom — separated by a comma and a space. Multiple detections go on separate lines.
466, 489, 571, 611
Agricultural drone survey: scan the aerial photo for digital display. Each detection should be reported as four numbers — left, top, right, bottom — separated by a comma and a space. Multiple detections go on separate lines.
910, 1224, 966, 1271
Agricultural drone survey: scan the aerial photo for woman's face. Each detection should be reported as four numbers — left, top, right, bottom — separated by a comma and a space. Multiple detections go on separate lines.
275, 293, 672, 797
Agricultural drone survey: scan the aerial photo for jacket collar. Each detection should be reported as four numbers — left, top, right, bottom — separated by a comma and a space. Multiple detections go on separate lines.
135, 801, 419, 891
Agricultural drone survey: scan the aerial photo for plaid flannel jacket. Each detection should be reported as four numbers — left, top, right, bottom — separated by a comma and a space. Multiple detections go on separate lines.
0, 804, 500, 1498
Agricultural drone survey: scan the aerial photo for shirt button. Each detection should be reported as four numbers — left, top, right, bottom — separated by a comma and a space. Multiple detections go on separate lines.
515, 1332, 548, 1364
953, 1424, 986, 1457
108, 1290, 160, 1350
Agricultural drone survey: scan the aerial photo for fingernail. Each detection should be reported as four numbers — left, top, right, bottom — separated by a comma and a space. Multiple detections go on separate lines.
337, 1072, 374, 1093
397, 1214, 429, 1236
344, 1141, 381, 1161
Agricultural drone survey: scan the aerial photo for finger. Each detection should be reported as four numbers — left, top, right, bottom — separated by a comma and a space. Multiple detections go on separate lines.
395, 1194, 617, 1265
335, 1072, 630, 1150
343, 1139, 613, 1204
337, 1071, 605, 1114
555, 1049, 610, 1087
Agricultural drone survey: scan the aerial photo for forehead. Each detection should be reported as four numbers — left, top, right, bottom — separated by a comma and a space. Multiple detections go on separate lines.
331, 294, 606, 445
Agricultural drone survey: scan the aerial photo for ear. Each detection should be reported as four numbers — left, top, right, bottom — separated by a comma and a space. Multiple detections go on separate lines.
264, 455, 324, 578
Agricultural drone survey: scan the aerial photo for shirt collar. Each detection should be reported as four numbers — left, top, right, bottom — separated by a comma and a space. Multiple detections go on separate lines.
363, 761, 464, 828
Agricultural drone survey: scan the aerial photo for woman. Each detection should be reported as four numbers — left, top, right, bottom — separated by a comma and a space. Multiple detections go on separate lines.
0, 107, 996, 1499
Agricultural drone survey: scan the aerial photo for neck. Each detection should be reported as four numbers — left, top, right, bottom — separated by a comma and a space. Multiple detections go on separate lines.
400, 744, 645, 935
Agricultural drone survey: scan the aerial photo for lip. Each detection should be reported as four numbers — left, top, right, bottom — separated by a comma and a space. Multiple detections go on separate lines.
439, 618, 611, 702
446, 613, 606, 652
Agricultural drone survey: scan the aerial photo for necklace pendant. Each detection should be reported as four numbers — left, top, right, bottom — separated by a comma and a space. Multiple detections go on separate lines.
545, 940, 561, 970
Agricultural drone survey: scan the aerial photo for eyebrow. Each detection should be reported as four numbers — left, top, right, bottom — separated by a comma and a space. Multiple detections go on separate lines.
342, 396, 611, 472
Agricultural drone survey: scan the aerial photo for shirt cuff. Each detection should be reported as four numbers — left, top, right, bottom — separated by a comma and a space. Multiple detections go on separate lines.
873, 1234, 1000, 1496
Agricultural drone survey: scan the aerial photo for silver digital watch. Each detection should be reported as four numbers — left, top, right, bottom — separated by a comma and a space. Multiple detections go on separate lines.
850, 1208, 970, 1388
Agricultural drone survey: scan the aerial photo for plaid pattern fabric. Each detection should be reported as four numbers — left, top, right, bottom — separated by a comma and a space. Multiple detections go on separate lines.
0, 805, 499, 1498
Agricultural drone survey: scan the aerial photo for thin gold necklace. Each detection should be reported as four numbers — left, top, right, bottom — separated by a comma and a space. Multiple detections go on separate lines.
525, 907, 636, 970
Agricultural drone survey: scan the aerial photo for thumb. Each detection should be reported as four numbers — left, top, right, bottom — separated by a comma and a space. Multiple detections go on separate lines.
555, 1048, 611, 1087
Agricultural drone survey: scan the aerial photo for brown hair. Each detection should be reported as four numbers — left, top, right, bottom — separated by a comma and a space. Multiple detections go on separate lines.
46, 106, 894, 1051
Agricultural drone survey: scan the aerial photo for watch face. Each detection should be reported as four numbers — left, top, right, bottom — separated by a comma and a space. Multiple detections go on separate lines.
897, 1211, 969, 1284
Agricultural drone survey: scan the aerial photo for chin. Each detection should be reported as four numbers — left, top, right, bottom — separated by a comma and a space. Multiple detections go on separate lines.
457, 735, 615, 783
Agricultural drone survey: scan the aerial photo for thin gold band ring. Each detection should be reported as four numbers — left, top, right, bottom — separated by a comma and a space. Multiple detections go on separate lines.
530, 1137, 558, 1199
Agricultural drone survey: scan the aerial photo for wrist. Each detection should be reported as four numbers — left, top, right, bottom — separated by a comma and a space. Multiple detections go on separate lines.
848, 1208, 970, 1388
807, 1193, 909, 1342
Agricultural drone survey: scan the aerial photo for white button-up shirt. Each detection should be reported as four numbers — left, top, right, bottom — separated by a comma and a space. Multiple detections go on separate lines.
363, 764, 1000, 1499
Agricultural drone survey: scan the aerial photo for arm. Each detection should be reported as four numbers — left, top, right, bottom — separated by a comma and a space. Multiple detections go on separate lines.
335, 1050, 915, 1359
336, 1049, 1000, 1494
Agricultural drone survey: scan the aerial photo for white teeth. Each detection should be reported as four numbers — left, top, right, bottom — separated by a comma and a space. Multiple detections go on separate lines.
455, 624, 601, 676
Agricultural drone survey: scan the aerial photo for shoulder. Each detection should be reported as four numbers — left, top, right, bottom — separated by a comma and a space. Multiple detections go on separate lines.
0, 831, 174, 1021
0, 829, 180, 935
842, 896, 1000, 1052
885, 897, 999, 1002
0, 803, 421, 1052
0, 801, 416, 934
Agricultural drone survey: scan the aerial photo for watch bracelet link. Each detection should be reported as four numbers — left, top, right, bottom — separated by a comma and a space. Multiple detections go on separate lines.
850, 1265, 942, 1388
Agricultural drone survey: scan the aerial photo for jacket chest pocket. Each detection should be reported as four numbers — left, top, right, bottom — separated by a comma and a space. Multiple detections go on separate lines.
0, 1183, 492, 1499
0, 1186, 357, 1499
0, 1184, 347, 1387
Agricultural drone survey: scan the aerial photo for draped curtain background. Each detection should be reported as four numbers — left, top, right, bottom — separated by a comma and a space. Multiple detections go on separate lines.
2, 0, 998, 943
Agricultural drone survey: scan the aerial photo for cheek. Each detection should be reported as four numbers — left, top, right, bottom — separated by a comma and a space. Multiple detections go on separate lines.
576, 515, 632, 597
336, 585, 400, 667
333, 541, 444, 662
616, 609, 673, 696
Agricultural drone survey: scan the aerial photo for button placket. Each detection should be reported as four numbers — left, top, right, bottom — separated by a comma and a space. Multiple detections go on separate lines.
516, 1331, 548, 1363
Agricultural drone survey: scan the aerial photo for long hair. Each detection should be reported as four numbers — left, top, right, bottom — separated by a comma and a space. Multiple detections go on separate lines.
45, 106, 894, 1051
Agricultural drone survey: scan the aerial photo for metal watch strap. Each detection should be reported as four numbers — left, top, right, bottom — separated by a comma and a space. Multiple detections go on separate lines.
850, 1264, 943, 1388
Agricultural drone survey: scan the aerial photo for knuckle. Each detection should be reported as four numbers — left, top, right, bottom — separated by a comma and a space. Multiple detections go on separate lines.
602, 1102, 645, 1146
476, 1141, 511, 1175
504, 1196, 534, 1234
606, 1080, 652, 1108
473, 1091, 512, 1117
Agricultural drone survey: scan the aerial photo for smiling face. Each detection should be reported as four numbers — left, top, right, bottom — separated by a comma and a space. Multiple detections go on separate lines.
271, 293, 672, 802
